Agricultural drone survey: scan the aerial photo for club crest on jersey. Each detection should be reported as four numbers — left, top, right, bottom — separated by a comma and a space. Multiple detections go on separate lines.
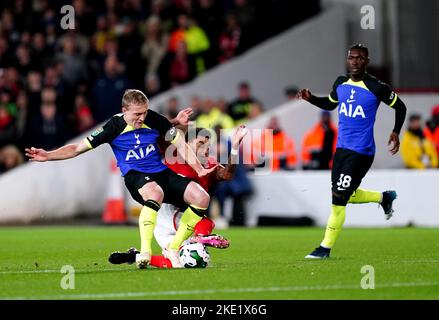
134, 133, 141, 149
349, 88, 355, 101
126, 144, 156, 161
339, 102, 366, 118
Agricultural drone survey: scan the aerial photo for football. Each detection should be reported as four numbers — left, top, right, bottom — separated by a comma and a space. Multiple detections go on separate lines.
179, 242, 210, 268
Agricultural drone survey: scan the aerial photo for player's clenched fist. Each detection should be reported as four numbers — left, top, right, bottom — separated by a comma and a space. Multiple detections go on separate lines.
296, 88, 312, 101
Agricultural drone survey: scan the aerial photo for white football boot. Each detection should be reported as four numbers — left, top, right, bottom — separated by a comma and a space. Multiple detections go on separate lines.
135, 252, 151, 269
163, 245, 183, 268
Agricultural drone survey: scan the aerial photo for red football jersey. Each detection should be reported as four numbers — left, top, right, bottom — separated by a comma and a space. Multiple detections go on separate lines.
165, 157, 218, 192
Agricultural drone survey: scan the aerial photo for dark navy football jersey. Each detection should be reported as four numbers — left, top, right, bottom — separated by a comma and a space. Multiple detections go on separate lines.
328, 73, 398, 155
84, 110, 178, 176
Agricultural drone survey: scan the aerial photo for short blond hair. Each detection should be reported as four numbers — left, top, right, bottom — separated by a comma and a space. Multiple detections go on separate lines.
122, 89, 149, 108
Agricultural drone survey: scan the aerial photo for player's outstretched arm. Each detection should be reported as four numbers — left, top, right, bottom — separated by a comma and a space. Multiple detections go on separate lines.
25, 140, 90, 162
215, 125, 248, 181
169, 108, 193, 127
169, 108, 194, 135
173, 133, 217, 177
297, 88, 338, 111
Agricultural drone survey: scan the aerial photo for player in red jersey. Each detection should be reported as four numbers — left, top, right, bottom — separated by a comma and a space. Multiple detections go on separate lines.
109, 125, 248, 268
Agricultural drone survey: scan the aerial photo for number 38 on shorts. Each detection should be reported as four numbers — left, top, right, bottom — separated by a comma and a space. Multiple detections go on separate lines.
336, 174, 352, 190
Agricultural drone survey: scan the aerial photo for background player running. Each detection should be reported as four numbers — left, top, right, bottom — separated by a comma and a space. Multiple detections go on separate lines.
109, 125, 248, 268
297, 44, 407, 259
25, 89, 216, 268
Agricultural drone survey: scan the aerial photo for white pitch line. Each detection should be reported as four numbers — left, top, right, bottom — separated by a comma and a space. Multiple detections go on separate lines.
2, 258, 437, 275
2, 281, 439, 300
0, 268, 129, 275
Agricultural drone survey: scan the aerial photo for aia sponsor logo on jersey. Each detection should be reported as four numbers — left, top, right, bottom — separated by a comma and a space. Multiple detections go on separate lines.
125, 133, 156, 161
125, 144, 156, 161
339, 88, 366, 118
339, 103, 366, 118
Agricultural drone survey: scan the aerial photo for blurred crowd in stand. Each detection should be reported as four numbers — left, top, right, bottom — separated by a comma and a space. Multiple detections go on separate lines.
0, 0, 320, 172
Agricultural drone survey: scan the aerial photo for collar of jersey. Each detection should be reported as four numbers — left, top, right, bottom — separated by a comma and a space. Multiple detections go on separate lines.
342, 78, 369, 91
121, 123, 151, 134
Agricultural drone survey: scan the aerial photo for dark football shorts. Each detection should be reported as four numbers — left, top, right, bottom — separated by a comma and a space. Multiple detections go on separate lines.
331, 148, 374, 202
124, 168, 192, 209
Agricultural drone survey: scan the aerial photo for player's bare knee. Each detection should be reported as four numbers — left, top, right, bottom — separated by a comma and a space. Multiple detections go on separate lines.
190, 188, 210, 208
196, 190, 210, 208
139, 182, 164, 203
185, 182, 210, 208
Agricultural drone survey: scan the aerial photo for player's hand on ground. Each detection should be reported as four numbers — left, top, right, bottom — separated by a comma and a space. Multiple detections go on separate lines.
231, 125, 248, 149
175, 108, 193, 126
198, 165, 219, 178
25, 147, 49, 162
388, 132, 400, 155
297, 88, 312, 101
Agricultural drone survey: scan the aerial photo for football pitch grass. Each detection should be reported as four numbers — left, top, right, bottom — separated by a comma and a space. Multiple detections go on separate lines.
0, 226, 438, 300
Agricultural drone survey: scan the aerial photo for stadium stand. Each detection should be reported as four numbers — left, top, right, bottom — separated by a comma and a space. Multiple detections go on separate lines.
0, 0, 320, 176
1, 2, 438, 227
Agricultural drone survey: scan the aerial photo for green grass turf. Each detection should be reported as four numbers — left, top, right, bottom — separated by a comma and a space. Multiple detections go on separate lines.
0, 226, 438, 300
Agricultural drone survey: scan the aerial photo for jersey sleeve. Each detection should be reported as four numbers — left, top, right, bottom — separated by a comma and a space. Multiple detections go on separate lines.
366, 77, 398, 107
84, 117, 120, 149
374, 81, 398, 107
328, 76, 347, 103
147, 110, 179, 144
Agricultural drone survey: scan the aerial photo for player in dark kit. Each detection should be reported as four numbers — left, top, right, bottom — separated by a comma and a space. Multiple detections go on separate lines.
25, 89, 216, 268
108, 126, 249, 268
297, 44, 407, 259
